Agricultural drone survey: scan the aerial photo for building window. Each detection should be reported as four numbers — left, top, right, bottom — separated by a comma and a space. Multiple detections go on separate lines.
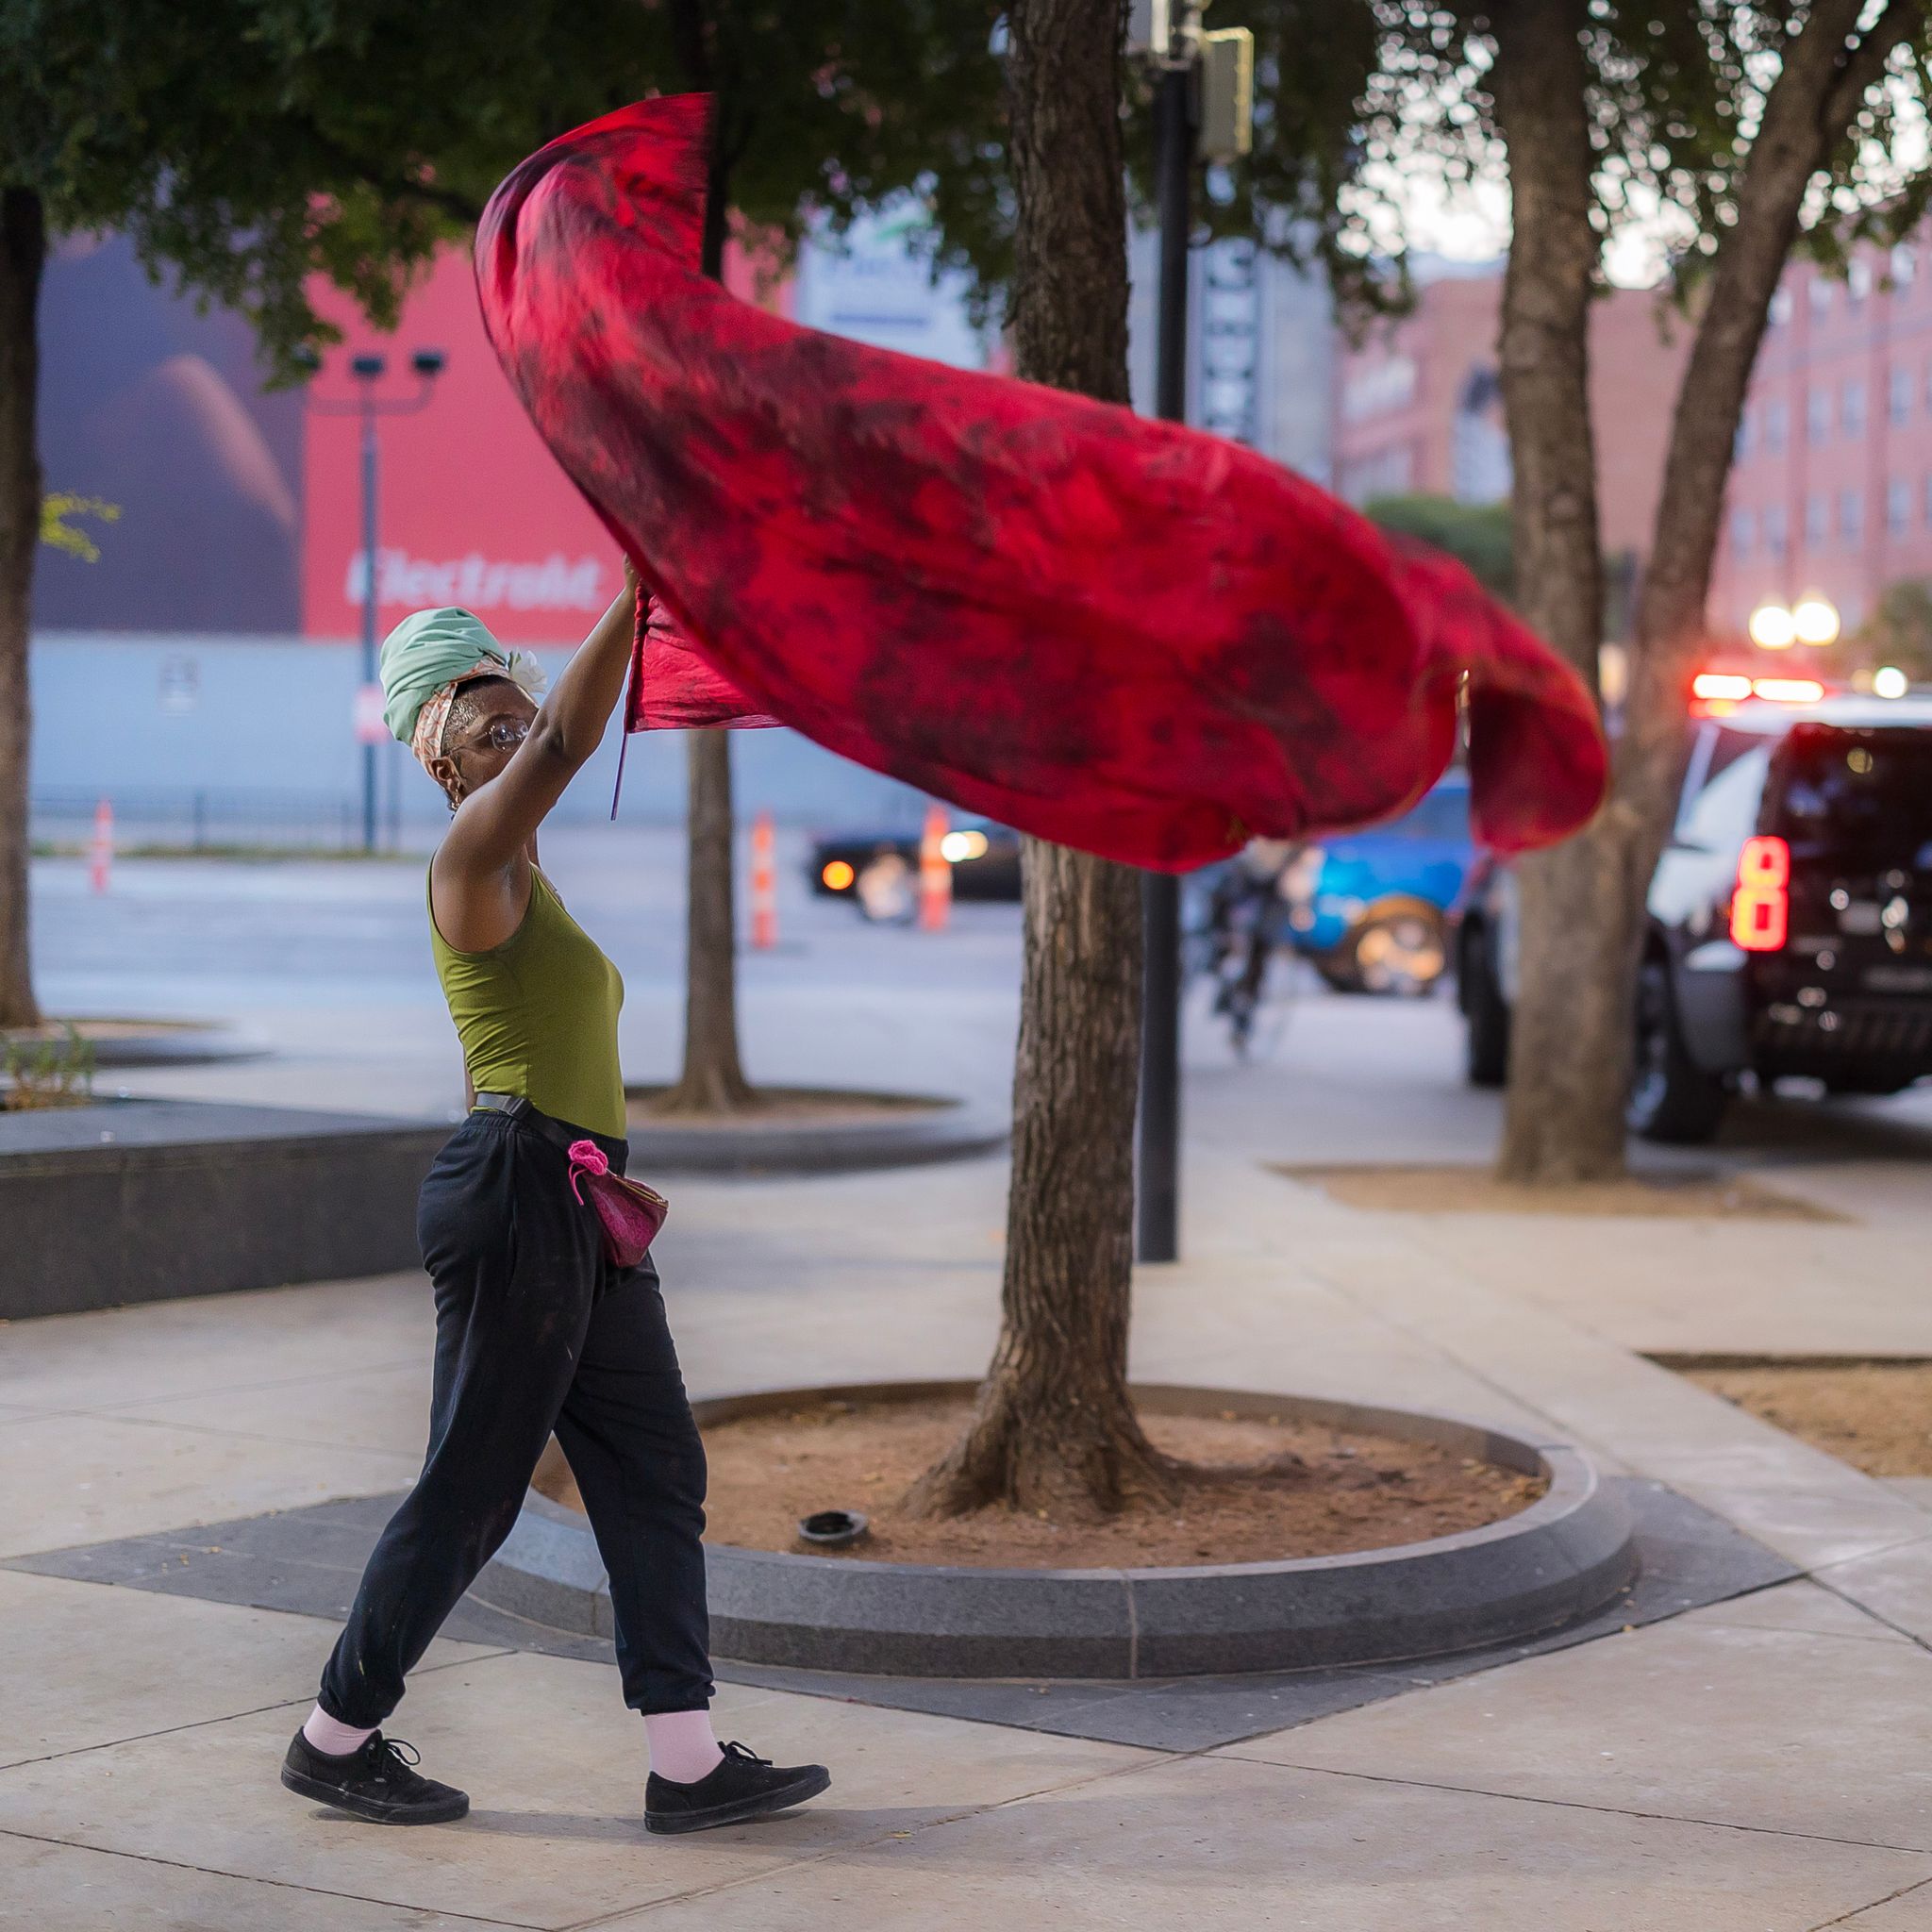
1770, 287, 1794, 327
1850, 258, 1874, 305
1893, 243, 1918, 289
1808, 386, 1832, 443
1765, 398, 1789, 452
1338, 444, 1414, 505
1842, 379, 1866, 436
1922, 473, 1932, 527
1810, 276, 1834, 317
1807, 491, 1828, 547
1730, 506, 1755, 557
1889, 476, 1910, 535
1735, 410, 1753, 460
1764, 504, 1788, 558
1891, 366, 1913, 425
1839, 487, 1863, 544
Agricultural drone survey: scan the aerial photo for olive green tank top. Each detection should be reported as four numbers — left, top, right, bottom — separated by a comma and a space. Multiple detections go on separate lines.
429, 867, 626, 1140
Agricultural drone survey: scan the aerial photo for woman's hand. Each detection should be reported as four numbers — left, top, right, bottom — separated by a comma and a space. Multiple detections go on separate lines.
437, 553, 642, 891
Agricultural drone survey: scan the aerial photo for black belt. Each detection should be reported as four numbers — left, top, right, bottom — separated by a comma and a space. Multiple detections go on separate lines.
472, 1091, 608, 1160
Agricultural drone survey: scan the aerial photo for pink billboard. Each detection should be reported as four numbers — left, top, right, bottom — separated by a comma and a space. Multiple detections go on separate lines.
301, 250, 622, 645
38, 233, 788, 645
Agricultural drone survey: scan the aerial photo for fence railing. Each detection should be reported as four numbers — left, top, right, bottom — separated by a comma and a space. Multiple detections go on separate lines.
30, 789, 373, 853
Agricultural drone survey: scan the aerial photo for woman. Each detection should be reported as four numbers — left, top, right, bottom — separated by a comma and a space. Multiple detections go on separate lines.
279, 570, 828, 1835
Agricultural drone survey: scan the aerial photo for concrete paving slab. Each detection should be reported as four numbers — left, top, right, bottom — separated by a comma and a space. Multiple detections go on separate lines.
0, 1649, 1152, 1930
1235, 1615, 1932, 1850
0, 1833, 506, 1932
0, 1273, 428, 1414
1884, 1477, 1932, 1513
1665, 1477, 1932, 1574
0, 1412, 419, 1559
1395, 1212, 1932, 1360
106, 1363, 432, 1461
1833, 1879, 1932, 1926
1815, 1535, 1932, 1647
1296, 1236, 1932, 1571
593, 1752, 1932, 1932
0, 1570, 501, 1770
1677, 1576, 1915, 1646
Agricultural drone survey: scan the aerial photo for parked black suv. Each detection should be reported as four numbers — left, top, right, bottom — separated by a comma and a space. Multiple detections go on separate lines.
1456, 692, 1932, 1141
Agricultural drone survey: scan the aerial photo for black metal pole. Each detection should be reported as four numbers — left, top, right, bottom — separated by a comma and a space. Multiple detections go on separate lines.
359, 396, 379, 855
1137, 57, 1191, 1266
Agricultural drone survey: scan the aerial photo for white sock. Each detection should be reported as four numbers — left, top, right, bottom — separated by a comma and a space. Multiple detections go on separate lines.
302, 1706, 376, 1757
644, 1707, 724, 1784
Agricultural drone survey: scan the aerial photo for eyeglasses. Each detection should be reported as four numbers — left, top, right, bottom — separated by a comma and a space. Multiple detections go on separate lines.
472, 716, 531, 754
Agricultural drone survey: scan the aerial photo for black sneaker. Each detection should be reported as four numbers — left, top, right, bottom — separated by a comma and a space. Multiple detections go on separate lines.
280, 1728, 469, 1825
644, 1740, 830, 1835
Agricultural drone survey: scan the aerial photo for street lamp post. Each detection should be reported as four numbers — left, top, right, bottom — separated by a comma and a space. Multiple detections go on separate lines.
1137, 25, 1196, 1269
1131, 1, 1252, 1266
300, 347, 447, 852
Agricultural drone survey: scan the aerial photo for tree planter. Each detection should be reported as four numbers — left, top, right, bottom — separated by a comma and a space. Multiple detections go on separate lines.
625, 1086, 1007, 1176
0, 1099, 449, 1318
478, 1381, 1638, 1679
2, 1016, 264, 1070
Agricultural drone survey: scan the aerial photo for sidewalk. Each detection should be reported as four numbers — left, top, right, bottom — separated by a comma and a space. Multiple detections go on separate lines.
8, 853, 1932, 1927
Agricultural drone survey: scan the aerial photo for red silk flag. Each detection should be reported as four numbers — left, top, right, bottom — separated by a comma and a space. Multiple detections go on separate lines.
476, 93, 1605, 869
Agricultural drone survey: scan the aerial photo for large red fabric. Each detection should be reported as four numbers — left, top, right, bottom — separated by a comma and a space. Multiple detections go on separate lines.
477, 93, 1605, 868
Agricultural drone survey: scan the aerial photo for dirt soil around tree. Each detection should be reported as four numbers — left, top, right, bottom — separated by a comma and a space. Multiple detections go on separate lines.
1275, 1163, 1842, 1222
1672, 1359, 1932, 1477
534, 1398, 1548, 1568
626, 1086, 948, 1129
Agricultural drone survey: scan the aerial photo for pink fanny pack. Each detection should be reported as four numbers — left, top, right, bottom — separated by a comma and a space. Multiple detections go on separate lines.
567, 1140, 668, 1267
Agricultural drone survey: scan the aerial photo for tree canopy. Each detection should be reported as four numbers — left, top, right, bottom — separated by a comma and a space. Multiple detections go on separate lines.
1853, 578, 1932, 684
0, 0, 1024, 376
1365, 493, 1512, 599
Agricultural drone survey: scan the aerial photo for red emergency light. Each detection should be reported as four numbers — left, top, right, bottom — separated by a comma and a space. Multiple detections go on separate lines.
1729, 834, 1790, 952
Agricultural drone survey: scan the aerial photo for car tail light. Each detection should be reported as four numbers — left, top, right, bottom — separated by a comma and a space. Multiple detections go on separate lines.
1729, 835, 1790, 952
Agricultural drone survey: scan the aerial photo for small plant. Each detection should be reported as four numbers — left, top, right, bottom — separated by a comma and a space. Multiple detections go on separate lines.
2, 1024, 97, 1110
39, 492, 121, 564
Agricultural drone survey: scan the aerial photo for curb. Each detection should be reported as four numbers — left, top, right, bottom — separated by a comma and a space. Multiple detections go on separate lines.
625, 1089, 1008, 1176
477, 1381, 1639, 1679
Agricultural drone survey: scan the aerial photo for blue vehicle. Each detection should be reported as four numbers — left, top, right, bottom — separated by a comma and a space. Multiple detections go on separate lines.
1278, 774, 1475, 993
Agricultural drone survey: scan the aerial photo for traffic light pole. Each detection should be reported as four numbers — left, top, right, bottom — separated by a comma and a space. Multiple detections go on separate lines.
1137, 55, 1192, 1266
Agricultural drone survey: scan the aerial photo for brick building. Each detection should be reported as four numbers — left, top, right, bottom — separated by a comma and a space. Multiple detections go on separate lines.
1333, 266, 1690, 576
1712, 242, 1932, 639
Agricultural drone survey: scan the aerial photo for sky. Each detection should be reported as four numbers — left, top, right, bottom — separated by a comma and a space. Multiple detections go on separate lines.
1365, 161, 1673, 291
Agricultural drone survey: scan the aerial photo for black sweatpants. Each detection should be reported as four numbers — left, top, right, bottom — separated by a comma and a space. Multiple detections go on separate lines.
318, 1108, 713, 1727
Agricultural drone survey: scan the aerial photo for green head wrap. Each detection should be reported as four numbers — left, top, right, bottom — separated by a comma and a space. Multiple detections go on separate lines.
378, 608, 548, 764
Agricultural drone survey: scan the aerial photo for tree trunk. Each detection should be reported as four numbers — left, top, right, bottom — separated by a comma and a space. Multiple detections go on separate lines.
660, 132, 754, 1113
1492, 0, 1899, 1182
0, 189, 44, 1032
1620, 0, 1898, 945
906, 0, 1176, 1522
1487, 0, 1624, 1184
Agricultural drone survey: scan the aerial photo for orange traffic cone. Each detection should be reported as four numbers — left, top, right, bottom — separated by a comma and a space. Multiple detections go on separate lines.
89, 797, 114, 895
750, 809, 777, 950
918, 804, 951, 932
